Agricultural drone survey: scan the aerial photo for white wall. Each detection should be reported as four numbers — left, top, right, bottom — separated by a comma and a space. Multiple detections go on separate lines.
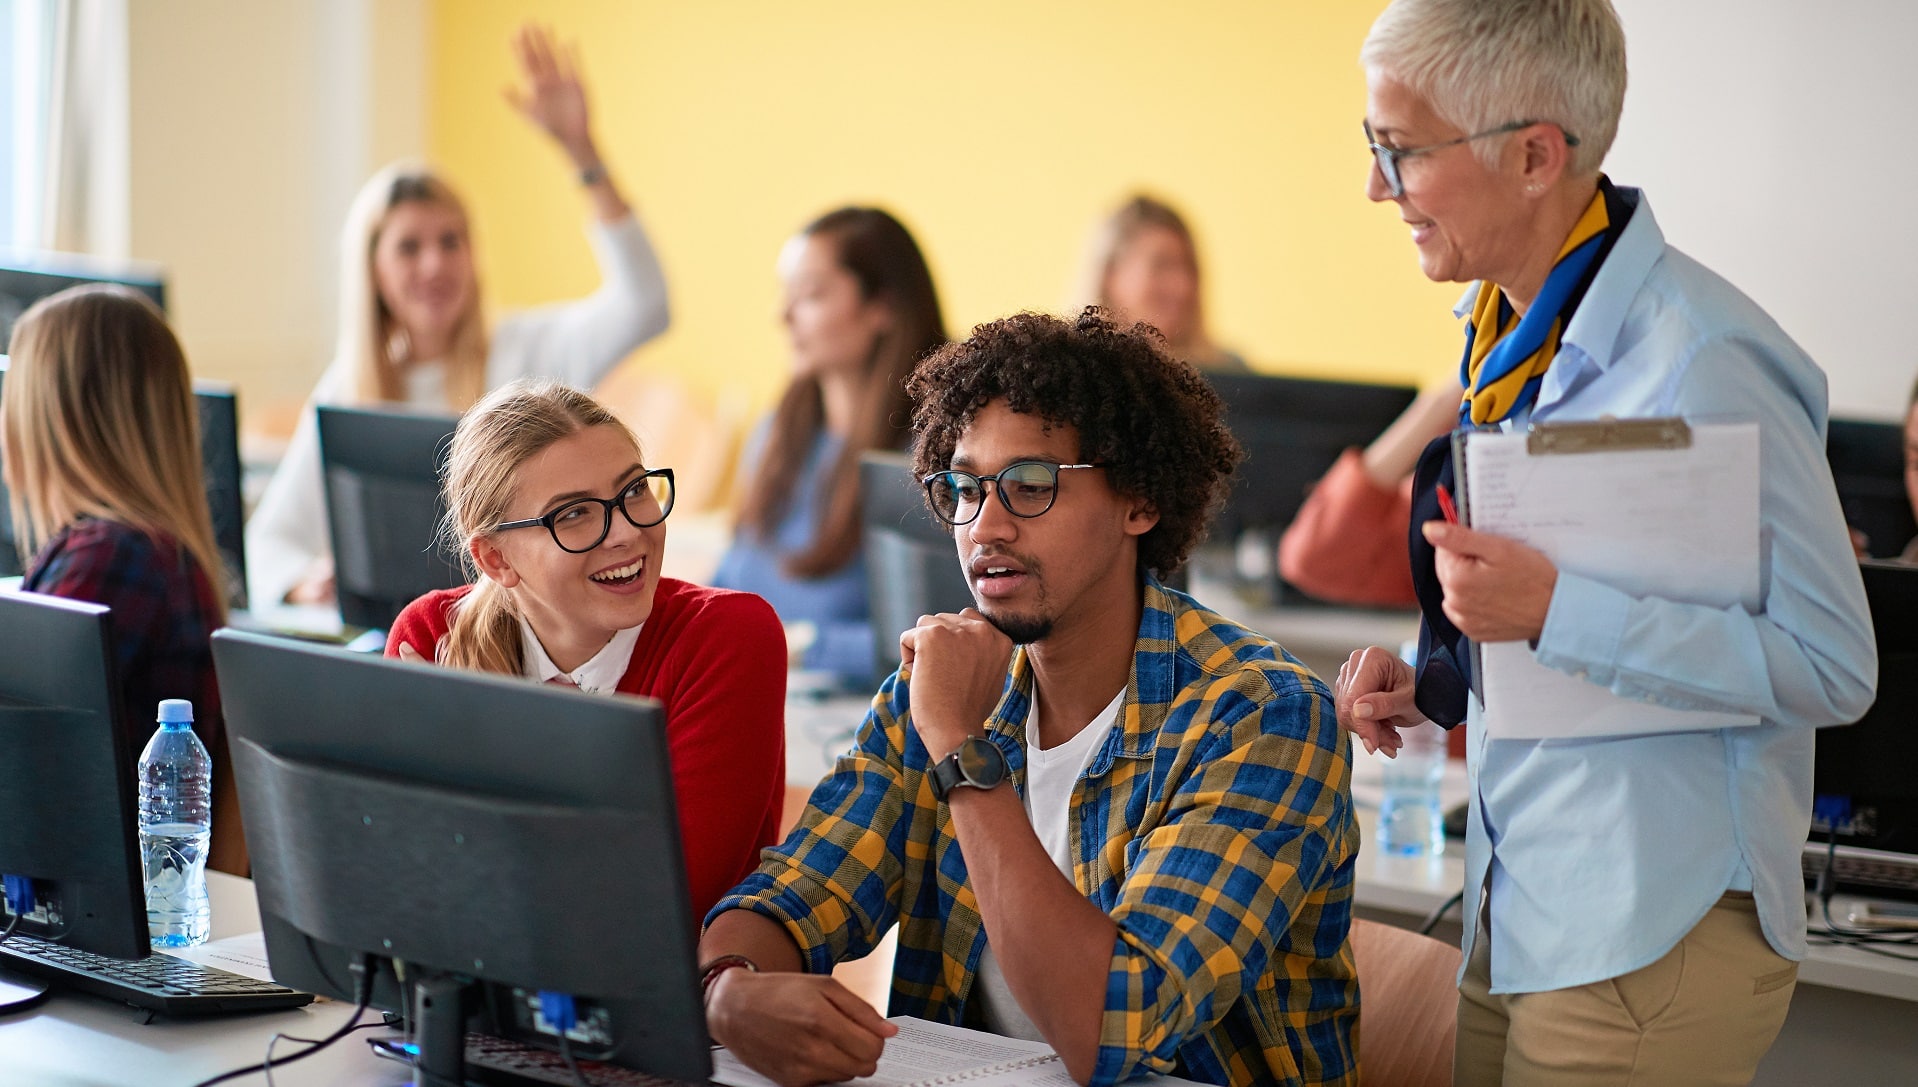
124, 0, 425, 430
1608, 0, 1913, 419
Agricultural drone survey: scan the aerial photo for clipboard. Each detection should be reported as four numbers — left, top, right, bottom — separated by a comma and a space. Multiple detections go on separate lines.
1453, 417, 1762, 740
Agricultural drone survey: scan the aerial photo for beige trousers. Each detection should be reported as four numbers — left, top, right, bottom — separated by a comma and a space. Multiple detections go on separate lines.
1454, 892, 1799, 1086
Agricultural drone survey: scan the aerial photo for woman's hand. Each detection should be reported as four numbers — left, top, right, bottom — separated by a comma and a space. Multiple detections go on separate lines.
503, 24, 597, 167
1423, 520, 1558, 642
1335, 645, 1425, 755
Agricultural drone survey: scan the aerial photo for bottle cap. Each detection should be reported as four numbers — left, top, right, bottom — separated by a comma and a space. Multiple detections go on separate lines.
157, 699, 195, 725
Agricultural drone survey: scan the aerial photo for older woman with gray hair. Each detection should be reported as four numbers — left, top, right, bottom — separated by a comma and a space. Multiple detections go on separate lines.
1332, 1, 1875, 1083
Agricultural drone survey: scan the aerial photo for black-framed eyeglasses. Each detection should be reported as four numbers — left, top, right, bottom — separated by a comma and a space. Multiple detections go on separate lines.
921, 461, 1105, 526
494, 468, 676, 553
1362, 119, 1579, 198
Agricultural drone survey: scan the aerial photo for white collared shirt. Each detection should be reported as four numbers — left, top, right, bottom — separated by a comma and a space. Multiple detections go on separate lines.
517, 618, 643, 694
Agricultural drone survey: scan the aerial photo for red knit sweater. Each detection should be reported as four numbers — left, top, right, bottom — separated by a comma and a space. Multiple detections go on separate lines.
386, 578, 787, 923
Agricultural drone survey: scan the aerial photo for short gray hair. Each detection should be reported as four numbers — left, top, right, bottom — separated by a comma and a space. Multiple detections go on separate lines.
1361, 0, 1626, 178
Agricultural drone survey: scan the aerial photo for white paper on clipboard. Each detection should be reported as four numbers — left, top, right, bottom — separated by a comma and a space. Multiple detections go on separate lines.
1460, 419, 1762, 740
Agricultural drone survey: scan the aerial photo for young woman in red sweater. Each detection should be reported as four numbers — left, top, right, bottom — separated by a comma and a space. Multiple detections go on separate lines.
385, 379, 786, 922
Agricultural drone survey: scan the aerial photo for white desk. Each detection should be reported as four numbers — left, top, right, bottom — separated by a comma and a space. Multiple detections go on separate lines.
0, 872, 404, 1087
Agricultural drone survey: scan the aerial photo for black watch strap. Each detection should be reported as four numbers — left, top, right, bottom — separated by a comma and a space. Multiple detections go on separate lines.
929, 736, 1007, 802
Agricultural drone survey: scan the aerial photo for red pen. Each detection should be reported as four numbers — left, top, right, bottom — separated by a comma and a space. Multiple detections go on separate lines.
1435, 483, 1459, 524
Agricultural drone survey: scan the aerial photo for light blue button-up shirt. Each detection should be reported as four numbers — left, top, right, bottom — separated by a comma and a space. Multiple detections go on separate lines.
1457, 188, 1877, 993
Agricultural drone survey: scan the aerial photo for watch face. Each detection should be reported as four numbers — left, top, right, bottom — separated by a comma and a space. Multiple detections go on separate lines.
956, 737, 1006, 789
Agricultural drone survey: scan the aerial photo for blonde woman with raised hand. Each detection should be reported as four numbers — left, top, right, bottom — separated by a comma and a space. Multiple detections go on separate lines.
247, 23, 670, 609
384, 380, 786, 924
5, 285, 247, 875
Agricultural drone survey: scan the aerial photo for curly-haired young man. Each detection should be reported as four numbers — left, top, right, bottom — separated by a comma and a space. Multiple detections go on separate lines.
700, 311, 1359, 1087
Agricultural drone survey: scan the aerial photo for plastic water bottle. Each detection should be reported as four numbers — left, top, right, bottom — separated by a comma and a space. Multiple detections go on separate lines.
138, 699, 211, 947
1377, 721, 1446, 857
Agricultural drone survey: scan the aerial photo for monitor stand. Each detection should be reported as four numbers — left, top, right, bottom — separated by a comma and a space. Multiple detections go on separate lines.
411, 972, 471, 1087
0, 967, 50, 1014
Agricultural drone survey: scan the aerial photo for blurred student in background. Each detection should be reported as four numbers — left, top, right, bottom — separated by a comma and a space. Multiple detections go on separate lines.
247, 24, 670, 609
385, 379, 785, 922
1072, 194, 1248, 373
4, 286, 246, 875
711, 207, 947, 689
1278, 382, 1459, 607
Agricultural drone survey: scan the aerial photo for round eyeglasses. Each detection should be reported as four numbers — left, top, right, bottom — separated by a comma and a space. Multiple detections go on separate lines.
494, 468, 675, 553
921, 461, 1105, 526
1362, 119, 1578, 198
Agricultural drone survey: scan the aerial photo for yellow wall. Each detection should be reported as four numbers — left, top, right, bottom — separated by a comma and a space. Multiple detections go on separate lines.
428, 1, 1463, 414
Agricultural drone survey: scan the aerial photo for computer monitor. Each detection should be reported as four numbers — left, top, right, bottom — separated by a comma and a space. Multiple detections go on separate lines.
1806, 560, 1918, 899
315, 405, 465, 631
859, 451, 976, 682
1201, 372, 1419, 602
0, 362, 248, 606
1826, 417, 1915, 561
0, 250, 167, 350
210, 629, 711, 1083
0, 592, 148, 1008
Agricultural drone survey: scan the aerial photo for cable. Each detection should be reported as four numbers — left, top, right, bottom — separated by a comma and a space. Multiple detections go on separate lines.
540, 990, 594, 1086
189, 955, 377, 1087
557, 1028, 593, 1086
1802, 835, 1918, 963
1417, 889, 1466, 937
261, 1020, 391, 1087
0, 909, 21, 948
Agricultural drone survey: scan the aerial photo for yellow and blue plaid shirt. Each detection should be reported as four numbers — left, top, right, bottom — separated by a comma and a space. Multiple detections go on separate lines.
710, 577, 1359, 1086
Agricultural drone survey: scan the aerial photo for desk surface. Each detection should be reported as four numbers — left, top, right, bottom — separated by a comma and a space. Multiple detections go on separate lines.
0, 872, 404, 1087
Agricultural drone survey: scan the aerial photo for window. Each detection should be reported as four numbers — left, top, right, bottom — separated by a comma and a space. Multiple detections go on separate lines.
2, 0, 57, 251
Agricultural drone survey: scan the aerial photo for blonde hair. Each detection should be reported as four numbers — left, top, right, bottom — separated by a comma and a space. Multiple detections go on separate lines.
1361, 0, 1627, 177
2, 285, 228, 621
1068, 194, 1213, 355
338, 162, 489, 408
437, 379, 641, 674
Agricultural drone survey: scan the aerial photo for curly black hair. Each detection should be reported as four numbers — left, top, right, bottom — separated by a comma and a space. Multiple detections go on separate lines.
905, 308, 1243, 576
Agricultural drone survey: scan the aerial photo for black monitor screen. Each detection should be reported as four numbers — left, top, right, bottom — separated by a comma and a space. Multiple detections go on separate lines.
1826, 417, 1915, 561
315, 405, 464, 630
1205, 372, 1419, 540
0, 251, 166, 349
859, 451, 974, 682
211, 629, 711, 1083
1813, 560, 1918, 860
0, 592, 148, 961
0, 362, 249, 605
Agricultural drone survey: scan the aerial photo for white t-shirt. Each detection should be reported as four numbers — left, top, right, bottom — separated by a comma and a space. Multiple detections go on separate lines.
972, 688, 1126, 1041
244, 214, 669, 609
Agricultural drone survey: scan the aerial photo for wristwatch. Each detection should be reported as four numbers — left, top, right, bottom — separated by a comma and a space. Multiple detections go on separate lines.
928, 736, 1008, 802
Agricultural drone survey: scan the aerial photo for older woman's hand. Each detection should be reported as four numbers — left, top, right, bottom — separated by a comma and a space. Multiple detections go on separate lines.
1335, 645, 1424, 756
1422, 521, 1558, 642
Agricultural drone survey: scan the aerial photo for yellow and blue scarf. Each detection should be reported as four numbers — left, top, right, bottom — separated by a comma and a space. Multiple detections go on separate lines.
1457, 187, 1612, 426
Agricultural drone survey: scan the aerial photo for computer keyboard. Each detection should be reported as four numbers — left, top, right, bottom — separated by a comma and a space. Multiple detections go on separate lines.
462, 1032, 709, 1086
0, 932, 313, 1015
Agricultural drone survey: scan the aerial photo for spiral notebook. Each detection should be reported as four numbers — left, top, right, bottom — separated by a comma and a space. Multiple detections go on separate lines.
710, 1016, 1207, 1087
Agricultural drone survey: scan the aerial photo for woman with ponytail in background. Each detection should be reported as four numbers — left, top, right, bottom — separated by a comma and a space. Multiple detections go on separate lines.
384, 379, 785, 921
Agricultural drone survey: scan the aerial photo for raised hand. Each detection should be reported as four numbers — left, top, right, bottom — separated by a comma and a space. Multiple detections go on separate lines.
502, 24, 595, 165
